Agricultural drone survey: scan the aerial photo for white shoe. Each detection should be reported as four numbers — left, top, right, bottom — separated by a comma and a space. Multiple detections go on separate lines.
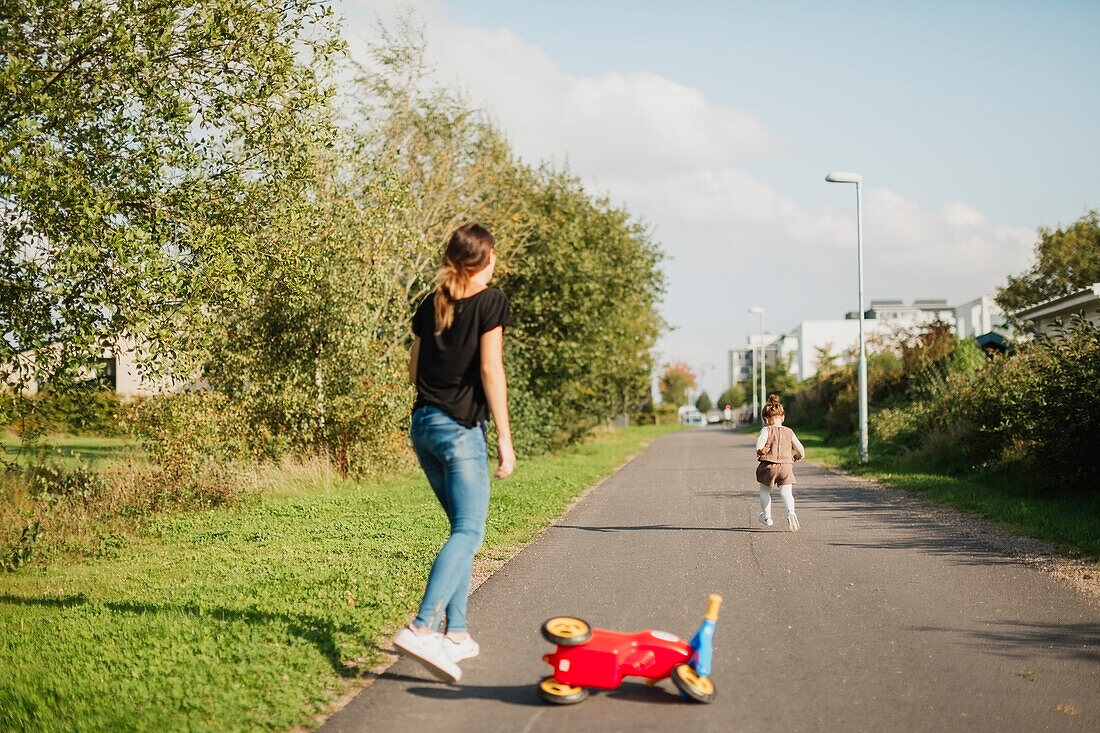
758, 512, 773, 527
393, 626, 462, 683
787, 512, 800, 532
444, 634, 480, 663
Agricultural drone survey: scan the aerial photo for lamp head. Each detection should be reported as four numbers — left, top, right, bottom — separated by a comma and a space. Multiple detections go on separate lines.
826, 171, 862, 184
748, 306, 764, 315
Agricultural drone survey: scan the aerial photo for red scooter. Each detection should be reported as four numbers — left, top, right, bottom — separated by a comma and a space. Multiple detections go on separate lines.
537, 594, 721, 704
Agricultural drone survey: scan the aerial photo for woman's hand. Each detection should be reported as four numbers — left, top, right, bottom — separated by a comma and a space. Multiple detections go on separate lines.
495, 439, 516, 479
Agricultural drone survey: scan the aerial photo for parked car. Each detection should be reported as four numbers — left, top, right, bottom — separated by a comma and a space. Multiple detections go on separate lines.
680, 408, 704, 426
704, 409, 722, 424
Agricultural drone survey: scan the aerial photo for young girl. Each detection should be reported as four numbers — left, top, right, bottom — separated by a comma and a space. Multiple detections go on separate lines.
756, 394, 805, 532
393, 223, 515, 683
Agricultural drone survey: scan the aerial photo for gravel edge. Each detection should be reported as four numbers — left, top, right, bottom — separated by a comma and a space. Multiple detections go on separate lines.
821, 467, 1100, 607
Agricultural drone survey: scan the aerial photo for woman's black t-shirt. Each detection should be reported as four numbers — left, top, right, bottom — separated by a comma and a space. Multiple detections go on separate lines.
412, 287, 511, 428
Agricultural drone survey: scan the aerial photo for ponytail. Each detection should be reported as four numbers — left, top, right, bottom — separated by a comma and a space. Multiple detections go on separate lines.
432, 223, 495, 336
433, 263, 464, 335
761, 393, 785, 421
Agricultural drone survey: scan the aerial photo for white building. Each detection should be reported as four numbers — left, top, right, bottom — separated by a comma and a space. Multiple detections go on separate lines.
7, 338, 189, 398
725, 294, 1008, 389
953, 295, 1005, 338
790, 319, 865, 382
867, 298, 956, 331
727, 331, 782, 392
1013, 283, 1100, 333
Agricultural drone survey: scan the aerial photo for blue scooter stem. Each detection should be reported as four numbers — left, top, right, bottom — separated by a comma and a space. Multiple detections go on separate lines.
688, 594, 722, 677
689, 619, 716, 677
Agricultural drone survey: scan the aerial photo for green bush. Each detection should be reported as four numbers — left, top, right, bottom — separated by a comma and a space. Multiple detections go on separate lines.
129, 393, 258, 506
2, 520, 39, 572
809, 352, 903, 442
28, 464, 111, 504
968, 318, 1100, 495
1025, 319, 1100, 491
503, 355, 559, 456
2, 388, 127, 438
868, 339, 989, 464
907, 416, 985, 475
824, 384, 857, 441
870, 402, 935, 452
861, 318, 1099, 496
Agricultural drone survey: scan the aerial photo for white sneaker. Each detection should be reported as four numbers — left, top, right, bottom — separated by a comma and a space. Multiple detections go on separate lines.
787, 512, 800, 532
758, 512, 773, 527
393, 626, 462, 683
444, 634, 480, 663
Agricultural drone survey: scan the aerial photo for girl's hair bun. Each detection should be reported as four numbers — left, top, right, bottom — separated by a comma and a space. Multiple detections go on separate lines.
767, 394, 781, 404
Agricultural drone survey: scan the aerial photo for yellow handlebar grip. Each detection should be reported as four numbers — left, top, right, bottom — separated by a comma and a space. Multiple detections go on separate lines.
704, 593, 722, 621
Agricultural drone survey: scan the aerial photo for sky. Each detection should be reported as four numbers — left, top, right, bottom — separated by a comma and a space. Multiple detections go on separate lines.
339, 0, 1100, 399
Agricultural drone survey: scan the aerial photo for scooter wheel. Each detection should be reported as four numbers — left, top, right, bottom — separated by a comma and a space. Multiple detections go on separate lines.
537, 676, 588, 704
671, 664, 716, 703
541, 616, 592, 646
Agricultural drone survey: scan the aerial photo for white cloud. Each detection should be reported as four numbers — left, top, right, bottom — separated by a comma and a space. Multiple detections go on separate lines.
863, 189, 1033, 281
340, 1, 1040, 396
343, 3, 773, 179
424, 38, 774, 180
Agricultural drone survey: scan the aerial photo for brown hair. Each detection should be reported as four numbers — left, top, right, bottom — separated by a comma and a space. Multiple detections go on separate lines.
433, 223, 495, 335
761, 393, 785, 422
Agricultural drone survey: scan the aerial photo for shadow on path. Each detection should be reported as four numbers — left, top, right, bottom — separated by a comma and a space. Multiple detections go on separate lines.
790, 468, 1047, 567
404, 679, 688, 706
911, 619, 1100, 664
405, 682, 538, 706
554, 524, 766, 534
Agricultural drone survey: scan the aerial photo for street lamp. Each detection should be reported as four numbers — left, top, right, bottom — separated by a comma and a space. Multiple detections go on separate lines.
748, 306, 765, 422
825, 170, 868, 463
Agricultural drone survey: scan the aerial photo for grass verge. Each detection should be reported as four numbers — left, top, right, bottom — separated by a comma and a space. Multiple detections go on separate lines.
798, 428, 1100, 560
2, 433, 145, 467
0, 424, 678, 732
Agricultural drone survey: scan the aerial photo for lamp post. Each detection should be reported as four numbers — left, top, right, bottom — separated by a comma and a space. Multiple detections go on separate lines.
748, 306, 765, 421
748, 349, 757, 422
825, 170, 868, 463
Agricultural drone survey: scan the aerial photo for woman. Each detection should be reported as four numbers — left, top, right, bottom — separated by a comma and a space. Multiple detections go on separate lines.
393, 222, 515, 683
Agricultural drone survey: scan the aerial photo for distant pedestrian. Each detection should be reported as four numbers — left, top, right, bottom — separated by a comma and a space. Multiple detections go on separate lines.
755, 394, 805, 532
392, 222, 515, 683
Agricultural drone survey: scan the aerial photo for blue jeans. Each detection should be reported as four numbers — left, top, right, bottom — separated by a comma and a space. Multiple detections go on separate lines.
410, 406, 491, 633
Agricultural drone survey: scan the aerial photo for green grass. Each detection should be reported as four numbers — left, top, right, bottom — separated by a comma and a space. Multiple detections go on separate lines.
2, 434, 145, 467
799, 428, 1100, 560
0, 424, 678, 732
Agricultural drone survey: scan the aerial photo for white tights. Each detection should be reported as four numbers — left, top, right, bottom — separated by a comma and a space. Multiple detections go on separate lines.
759, 484, 795, 517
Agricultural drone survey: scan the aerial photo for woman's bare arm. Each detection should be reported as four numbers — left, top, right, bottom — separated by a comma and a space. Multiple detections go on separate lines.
479, 326, 515, 479
408, 336, 421, 386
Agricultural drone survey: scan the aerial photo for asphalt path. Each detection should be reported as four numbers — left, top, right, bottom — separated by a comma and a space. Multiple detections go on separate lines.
322, 427, 1099, 732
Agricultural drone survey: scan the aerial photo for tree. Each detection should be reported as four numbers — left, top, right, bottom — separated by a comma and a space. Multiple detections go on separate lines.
203, 147, 419, 475
0, 0, 342, 393
351, 11, 518, 312
658, 362, 696, 406
813, 343, 840, 381
695, 391, 713, 412
997, 209, 1100, 312
765, 353, 799, 398
501, 170, 665, 446
350, 16, 666, 452
197, 14, 668, 466
718, 385, 746, 409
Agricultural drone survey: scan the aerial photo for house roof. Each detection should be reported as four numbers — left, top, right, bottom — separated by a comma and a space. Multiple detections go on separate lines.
1012, 283, 1100, 321
975, 331, 1009, 351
